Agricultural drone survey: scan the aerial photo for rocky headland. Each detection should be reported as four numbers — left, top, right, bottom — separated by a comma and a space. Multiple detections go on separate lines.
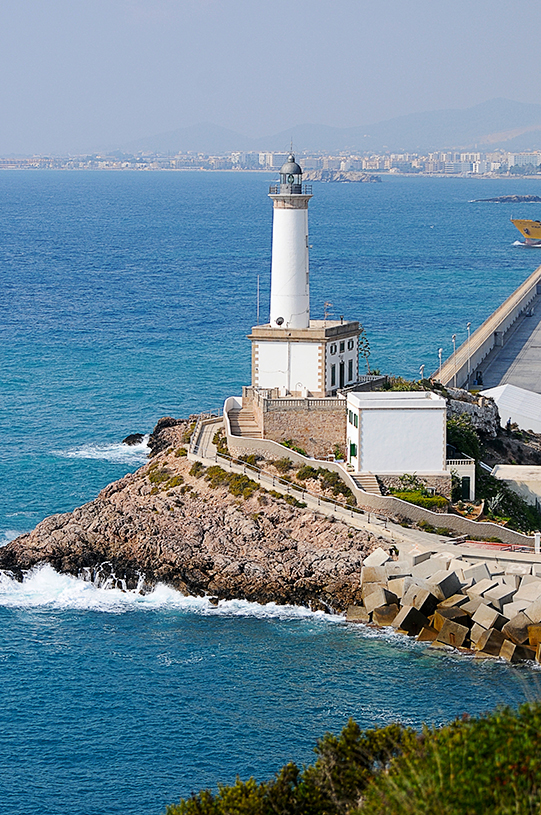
0, 418, 385, 611
302, 170, 381, 183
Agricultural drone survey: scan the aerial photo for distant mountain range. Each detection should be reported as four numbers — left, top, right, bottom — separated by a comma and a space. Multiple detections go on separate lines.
119, 99, 541, 155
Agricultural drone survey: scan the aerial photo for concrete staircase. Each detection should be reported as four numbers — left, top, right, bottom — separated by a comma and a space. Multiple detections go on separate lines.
351, 473, 382, 495
228, 408, 262, 438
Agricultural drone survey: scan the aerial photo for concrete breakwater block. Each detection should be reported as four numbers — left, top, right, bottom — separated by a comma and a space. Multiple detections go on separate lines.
361, 566, 386, 584
392, 605, 429, 636
471, 603, 508, 631
428, 569, 462, 600
432, 607, 471, 632
417, 626, 438, 642
364, 586, 399, 614
372, 604, 399, 626
436, 619, 470, 648
502, 612, 533, 645
347, 543, 541, 666
500, 640, 536, 663
475, 628, 506, 656
515, 580, 541, 604
482, 584, 516, 612
401, 585, 439, 617
363, 547, 391, 568
346, 605, 370, 623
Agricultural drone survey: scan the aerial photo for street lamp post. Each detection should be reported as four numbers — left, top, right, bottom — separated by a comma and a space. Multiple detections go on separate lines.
452, 334, 457, 387
467, 321, 471, 389
419, 364, 425, 381
438, 348, 443, 380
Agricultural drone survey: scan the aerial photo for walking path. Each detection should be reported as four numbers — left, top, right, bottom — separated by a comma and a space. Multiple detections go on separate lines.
188, 417, 462, 549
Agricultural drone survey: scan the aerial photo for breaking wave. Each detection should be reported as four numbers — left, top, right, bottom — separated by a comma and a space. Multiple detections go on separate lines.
53, 434, 151, 464
0, 530, 22, 548
0, 563, 340, 620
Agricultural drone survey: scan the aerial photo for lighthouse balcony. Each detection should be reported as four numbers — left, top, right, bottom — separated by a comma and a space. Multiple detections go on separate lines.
269, 184, 312, 195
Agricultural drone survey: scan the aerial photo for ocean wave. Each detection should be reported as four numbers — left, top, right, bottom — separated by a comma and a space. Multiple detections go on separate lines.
53, 435, 151, 464
0, 530, 22, 548
0, 563, 338, 620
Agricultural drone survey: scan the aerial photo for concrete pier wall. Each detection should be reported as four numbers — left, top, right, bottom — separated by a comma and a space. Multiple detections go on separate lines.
436, 264, 541, 388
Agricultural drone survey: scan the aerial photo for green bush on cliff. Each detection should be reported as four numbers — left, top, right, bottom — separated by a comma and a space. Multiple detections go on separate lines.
392, 490, 448, 510
204, 465, 259, 500
167, 704, 541, 815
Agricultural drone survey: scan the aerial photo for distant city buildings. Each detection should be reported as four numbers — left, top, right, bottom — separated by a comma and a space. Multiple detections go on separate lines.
1, 149, 541, 175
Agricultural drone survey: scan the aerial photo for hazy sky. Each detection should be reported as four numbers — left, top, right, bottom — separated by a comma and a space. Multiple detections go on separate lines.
1, 0, 540, 154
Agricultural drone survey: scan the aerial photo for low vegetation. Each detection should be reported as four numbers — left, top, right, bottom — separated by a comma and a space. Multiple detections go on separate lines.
280, 439, 307, 456
388, 474, 448, 511
167, 704, 541, 815
204, 465, 260, 499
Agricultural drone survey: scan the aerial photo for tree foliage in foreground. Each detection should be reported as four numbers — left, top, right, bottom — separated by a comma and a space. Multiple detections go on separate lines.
166, 703, 541, 815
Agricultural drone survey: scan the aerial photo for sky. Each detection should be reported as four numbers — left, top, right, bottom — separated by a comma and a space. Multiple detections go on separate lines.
1, 0, 540, 155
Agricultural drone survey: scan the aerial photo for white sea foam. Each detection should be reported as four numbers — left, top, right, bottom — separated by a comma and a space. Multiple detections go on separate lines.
0, 563, 337, 620
54, 435, 151, 464
0, 530, 22, 548
513, 240, 541, 247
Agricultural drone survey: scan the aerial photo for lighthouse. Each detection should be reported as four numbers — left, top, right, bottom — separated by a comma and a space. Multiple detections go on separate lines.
248, 154, 362, 398
269, 154, 311, 329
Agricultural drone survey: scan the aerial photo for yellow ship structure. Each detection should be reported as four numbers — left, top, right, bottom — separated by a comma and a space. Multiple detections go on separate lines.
511, 218, 541, 245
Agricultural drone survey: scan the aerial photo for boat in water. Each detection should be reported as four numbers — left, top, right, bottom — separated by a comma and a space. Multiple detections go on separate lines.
511, 218, 541, 245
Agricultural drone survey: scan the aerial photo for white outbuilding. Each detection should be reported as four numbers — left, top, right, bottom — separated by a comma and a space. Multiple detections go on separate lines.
346, 390, 455, 494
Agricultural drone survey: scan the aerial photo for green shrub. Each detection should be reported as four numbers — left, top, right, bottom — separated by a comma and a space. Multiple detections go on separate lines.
477, 470, 541, 533
362, 703, 541, 815
182, 420, 197, 444
446, 413, 481, 460
212, 429, 229, 456
296, 465, 319, 481
281, 439, 307, 456
273, 457, 293, 473
148, 468, 171, 484
204, 465, 259, 499
174, 447, 188, 457
168, 706, 541, 815
189, 461, 205, 478
238, 453, 263, 467
392, 490, 448, 510
166, 475, 184, 488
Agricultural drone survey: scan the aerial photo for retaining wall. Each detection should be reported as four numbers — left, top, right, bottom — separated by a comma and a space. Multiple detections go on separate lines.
223, 400, 534, 548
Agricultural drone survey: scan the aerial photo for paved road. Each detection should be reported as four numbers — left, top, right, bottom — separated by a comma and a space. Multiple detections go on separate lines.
479, 292, 541, 393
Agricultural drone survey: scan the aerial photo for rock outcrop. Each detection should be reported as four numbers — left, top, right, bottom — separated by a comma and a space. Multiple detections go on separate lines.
446, 387, 500, 439
0, 419, 384, 611
302, 170, 381, 183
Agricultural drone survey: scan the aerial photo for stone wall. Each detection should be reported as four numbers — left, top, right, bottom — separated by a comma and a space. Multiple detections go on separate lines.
261, 407, 346, 459
378, 473, 452, 500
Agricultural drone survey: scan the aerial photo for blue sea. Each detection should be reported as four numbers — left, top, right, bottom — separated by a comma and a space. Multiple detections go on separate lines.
1, 170, 541, 814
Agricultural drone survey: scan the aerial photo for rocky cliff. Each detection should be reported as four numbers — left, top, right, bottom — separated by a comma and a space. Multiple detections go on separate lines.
0, 419, 383, 611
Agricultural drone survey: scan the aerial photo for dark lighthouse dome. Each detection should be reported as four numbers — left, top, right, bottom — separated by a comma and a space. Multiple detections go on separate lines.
279, 154, 303, 176
279, 153, 303, 193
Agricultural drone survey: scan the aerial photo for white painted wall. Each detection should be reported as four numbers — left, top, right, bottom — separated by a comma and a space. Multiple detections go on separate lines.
255, 341, 321, 393
270, 207, 310, 329
326, 334, 359, 391
347, 392, 446, 473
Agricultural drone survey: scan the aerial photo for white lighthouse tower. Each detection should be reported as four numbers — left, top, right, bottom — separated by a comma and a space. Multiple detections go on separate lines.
248, 154, 362, 398
269, 154, 311, 329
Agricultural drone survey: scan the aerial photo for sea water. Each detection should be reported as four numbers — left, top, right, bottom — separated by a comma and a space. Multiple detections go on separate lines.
0, 170, 540, 814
